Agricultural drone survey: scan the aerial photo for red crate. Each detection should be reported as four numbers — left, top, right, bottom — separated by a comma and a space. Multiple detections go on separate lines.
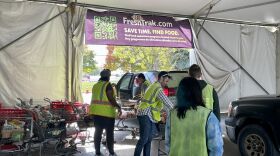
0, 108, 36, 120
0, 109, 27, 117
50, 101, 87, 114
0, 144, 19, 151
50, 101, 73, 112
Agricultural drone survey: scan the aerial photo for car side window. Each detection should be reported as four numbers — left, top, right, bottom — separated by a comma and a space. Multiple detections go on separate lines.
119, 75, 132, 90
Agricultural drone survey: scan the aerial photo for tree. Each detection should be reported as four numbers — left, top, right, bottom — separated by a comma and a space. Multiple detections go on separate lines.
108, 46, 177, 72
171, 49, 190, 70
104, 45, 117, 70
83, 47, 97, 74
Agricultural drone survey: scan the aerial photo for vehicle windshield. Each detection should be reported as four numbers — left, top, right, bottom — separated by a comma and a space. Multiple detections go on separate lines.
143, 71, 188, 88
167, 72, 188, 88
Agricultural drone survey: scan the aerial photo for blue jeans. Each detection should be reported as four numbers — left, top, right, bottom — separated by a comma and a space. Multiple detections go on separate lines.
134, 115, 157, 156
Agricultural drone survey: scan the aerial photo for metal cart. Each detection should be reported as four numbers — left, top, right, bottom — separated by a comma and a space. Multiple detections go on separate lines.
0, 108, 33, 155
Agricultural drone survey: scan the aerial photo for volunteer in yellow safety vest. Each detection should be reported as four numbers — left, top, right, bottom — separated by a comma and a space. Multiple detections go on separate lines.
89, 69, 122, 156
165, 77, 223, 156
189, 64, 221, 120
138, 73, 151, 98
134, 71, 174, 156
132, 73, 150, 100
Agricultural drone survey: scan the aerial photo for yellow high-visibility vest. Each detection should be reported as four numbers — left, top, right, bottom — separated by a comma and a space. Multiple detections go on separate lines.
170, 106, 211, 156
140, 80, 151, 97
202, 84, 214, 110
138, 82, 163, 122
89, 81, 116, 118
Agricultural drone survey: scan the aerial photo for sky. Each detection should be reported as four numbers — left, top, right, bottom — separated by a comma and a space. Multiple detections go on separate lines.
87, 45, 108, 68
86, 45, 124, 76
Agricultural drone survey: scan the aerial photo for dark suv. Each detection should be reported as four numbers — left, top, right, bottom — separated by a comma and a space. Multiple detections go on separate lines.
115, 71, 187, 106
225, 95, 280, 156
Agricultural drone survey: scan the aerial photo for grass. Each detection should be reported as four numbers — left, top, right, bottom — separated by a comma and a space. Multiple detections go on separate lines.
81, 80, 119, 93
81, 81, 95, 93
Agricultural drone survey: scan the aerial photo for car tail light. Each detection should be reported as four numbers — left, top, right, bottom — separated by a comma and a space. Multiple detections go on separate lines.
163, 88, 176, 97
228, 102, 238, 117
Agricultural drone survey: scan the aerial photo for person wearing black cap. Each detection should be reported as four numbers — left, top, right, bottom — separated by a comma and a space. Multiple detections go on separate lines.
134, 71, 174, 156
89, 69, 122, 156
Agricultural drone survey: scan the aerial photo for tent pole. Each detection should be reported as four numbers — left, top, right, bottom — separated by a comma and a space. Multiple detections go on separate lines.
195, 17, 277, 27
276, 28, 280, 94
0, 9, 67, 52
197, 22, 270, 94
27, 0, 67, 5
66, 0, 70, 100
196, 5, 214, 37
70, 1, 77, 101
193, 0, 221, 18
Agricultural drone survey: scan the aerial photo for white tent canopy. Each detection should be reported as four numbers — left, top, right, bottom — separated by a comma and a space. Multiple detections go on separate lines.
0, 0, 279, 111
50, 0, 280, 25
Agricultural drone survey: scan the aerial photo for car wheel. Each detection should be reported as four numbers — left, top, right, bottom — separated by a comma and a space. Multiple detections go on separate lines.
238, 124, 275, 156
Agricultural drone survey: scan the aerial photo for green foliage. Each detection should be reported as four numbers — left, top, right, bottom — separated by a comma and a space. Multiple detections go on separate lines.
109, 46, 179, 72
81, 81, 95, 93
83, 48, 97, 74
171, 49, 190, 70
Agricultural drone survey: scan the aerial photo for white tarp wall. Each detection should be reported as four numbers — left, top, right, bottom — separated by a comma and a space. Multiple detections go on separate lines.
0, 2, 85, 106
191, 20, 277, 111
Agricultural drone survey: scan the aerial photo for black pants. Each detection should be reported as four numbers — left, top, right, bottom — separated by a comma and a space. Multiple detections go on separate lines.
93, 115, 115, 155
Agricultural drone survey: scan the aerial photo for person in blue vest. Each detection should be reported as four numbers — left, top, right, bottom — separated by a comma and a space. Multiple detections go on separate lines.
134, 71, 174, 156
189, 64, 221, 121
89, 69, 122, 156
165, 77, 223, 156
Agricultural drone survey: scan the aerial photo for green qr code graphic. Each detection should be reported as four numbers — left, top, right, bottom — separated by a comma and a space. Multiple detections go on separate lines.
94, 16, 118, 40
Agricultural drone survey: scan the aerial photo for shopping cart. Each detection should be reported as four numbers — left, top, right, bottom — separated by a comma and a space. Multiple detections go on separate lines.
0, 108, 33, 155
44, 98, 92, 149
15, 98, 79, 156
155, 123, 168, 156
44, 98, 88, 124
114, 100, 140, 138
153, 112, 168, 156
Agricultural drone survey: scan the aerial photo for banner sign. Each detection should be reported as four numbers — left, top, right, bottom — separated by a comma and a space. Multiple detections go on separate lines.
85, 10, 193, 48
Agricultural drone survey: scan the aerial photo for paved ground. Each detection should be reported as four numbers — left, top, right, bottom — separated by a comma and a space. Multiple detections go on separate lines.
1, 114, 240, 156
74, 113, 240, 156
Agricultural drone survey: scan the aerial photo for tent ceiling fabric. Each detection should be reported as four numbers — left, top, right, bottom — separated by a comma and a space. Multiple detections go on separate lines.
210, 0, 280, 24
74, 0, 280, 25
78, 0, 213, 16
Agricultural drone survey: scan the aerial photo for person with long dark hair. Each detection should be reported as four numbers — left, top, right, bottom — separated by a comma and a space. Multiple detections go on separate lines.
165, 77, 223, 156
189, 64, 220, 120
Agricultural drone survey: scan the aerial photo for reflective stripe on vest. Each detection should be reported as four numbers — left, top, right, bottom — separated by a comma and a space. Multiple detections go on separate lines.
139, 82, 163, 122
202, 84, 214, 110
140, 80, 151, 97
170, 106, 211, 156
89, 81, 116, 118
